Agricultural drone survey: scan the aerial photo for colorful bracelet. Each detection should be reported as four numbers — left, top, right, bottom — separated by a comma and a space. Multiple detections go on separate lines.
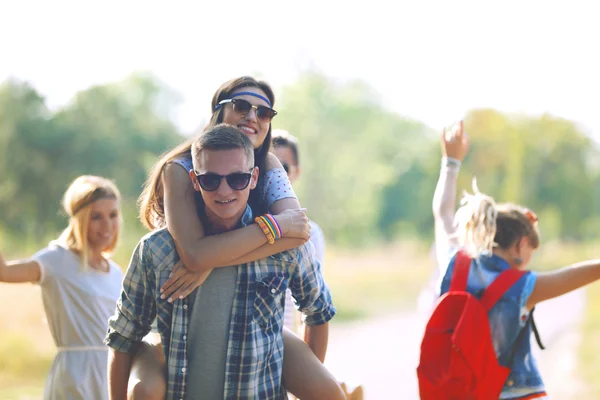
263, 216, 278, 240
255, 216, 276, 244
264, 214, 282, 239
262, 215, 281, 241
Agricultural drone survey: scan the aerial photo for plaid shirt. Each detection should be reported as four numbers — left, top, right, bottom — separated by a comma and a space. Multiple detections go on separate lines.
105, 207, 336, 400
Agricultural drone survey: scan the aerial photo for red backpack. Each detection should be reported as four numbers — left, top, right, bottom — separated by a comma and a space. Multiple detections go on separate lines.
416, 251, 530, 400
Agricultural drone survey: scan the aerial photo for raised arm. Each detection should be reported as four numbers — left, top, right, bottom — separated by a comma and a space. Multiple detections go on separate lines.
163, 156, 309, 273
527, 259, 600, 309
433, 121, 469, 253
0, 251, 41, 283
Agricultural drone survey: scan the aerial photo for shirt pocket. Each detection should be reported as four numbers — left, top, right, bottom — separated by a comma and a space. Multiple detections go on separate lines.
266, 251, 294, 264
253, 275, 288, 332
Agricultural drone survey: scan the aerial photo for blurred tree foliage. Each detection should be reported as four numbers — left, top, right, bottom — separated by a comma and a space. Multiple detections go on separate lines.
1, 71, 598, 252
276, 72, 600, 245
0, 72, 182, 246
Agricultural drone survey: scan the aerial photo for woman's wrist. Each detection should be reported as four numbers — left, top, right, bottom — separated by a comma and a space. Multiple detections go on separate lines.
255, 215, 281, 245
442, 156, 461, 169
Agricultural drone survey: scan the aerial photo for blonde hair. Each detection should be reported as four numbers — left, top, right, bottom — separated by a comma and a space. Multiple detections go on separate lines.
455, 179, 540, 258
58, 175, 121, 270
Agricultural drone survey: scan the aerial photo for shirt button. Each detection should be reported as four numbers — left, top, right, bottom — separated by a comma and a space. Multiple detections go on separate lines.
183, 305, 188, 310
270, 288, 276, 294
181, 367, 186, 373
506, 379, 514, 387
183, 335, 187, 340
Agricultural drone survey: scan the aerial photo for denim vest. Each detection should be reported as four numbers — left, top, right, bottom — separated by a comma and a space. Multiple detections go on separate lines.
439, 251, 544, 397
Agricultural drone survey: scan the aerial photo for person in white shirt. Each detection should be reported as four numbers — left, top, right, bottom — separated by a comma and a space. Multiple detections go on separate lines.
0, 175, 124, 400
271, 130, 327, 330
418, 121, 470, 313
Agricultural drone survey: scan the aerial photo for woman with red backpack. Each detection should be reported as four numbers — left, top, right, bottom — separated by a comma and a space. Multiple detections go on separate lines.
418, 121, 600, 399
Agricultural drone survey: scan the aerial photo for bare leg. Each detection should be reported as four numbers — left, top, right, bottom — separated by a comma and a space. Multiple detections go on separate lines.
283, 327, 346, 400
127, 334, 166, 400
125, 329, 357, 400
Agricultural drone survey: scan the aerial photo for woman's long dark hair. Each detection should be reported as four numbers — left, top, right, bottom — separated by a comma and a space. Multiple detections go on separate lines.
138, 76, 275, 229
206, 77, 275, 215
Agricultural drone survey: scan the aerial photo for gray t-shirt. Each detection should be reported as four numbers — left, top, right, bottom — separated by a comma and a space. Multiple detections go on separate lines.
185, 266, 238, 399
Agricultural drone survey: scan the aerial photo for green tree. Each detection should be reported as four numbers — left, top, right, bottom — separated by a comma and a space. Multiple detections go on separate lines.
0, 73, 184, 244
0, 79, 58, 239
275, 72, 435, 245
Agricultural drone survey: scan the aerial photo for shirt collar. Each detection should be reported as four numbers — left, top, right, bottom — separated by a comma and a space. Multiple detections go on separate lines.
478, 252, 512, 272
239, 205, 254, 227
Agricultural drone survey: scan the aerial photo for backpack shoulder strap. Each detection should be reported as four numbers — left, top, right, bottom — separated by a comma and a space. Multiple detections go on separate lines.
531, 307, 545, 350
507, 307, 545, 367
449, 250, 471, 292
507, 311, 532, 366
480, 269, 527, 312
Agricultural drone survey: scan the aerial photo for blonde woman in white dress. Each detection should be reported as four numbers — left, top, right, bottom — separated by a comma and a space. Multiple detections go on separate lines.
0, 175, 124, 400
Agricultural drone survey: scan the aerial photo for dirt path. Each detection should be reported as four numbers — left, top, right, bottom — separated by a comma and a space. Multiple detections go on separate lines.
326, 289, 586, 399
533, 288, 586, 399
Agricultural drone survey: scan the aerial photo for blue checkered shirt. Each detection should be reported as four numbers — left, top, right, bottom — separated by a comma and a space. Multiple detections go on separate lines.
105, 207, 336, 400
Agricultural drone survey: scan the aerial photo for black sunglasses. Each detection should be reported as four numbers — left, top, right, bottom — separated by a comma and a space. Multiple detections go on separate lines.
282, 163, 290, 173
217, 98, 277, 122
194, 169, 254, 192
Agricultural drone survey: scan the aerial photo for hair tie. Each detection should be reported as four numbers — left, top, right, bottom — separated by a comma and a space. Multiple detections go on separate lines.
71, 190, 117, 216
524, 209, 538, 226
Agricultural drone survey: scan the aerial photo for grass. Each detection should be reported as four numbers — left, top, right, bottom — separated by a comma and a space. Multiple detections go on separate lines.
0, 285, 54, 400
0, 387, 45, 400
324, 241, 432, 321
568, 241, 600, 398
581, 286, 600, 398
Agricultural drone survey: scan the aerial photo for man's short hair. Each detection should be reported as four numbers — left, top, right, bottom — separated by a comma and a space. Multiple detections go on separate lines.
271, 129, 299, 165
192, 124, 255, 171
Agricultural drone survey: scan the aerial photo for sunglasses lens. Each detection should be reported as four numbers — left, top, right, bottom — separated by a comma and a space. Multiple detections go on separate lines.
231, 99, 275, 121
256, 106, 276, 121
197, 174, 221, 191
226, 173, 252, 190
232, 99, 252, 114
282, 163, 290, 173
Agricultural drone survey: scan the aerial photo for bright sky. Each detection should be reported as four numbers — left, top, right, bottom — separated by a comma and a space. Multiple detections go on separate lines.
1, 0, 598, 141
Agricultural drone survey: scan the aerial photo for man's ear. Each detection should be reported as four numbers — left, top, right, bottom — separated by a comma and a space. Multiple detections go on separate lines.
249, 166, 259, 190
189, 170, 201, 192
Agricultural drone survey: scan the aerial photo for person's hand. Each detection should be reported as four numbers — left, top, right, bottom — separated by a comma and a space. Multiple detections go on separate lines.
273, 209, 310, 240
442, 120, 469, 161
160, 263, 211, 303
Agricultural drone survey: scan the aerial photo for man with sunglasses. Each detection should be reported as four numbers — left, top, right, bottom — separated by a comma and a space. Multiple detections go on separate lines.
106, 124, 336, 400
